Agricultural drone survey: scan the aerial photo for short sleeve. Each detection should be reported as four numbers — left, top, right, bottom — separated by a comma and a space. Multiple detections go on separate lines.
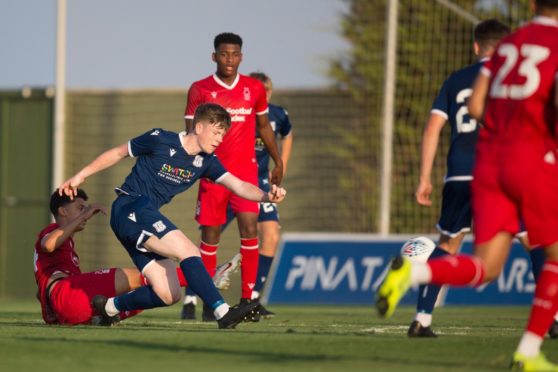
203, 155, 229, 182
185, 83, 203, 120
431, 78, 450, 119
128, 128, 163, 158
254, 81, 269, 115
277, 107, 293, 138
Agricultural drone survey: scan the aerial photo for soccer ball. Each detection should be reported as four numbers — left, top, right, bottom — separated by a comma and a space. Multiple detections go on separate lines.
400, 236, 436, 264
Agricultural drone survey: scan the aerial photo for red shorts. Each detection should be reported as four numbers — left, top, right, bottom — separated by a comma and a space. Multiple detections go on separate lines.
49, 269, 117, 325
196, 172, 259, 226
472, 148, 558, 247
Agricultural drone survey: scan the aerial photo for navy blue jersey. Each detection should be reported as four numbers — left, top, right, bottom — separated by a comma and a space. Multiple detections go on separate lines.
119, 128, 228, 209
431, 61, 485, 180
255, 103, 292, 177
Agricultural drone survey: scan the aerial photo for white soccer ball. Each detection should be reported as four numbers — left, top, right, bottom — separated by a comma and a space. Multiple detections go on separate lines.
400, 236, 436, 264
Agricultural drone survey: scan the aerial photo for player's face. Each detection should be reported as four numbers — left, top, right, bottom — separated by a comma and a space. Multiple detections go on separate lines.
61, 198, 88, 231
197, 122, 226, 154
212, 44, 242, 79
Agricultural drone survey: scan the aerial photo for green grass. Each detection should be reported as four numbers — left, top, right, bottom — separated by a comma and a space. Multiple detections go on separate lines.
0, 301, 553, 371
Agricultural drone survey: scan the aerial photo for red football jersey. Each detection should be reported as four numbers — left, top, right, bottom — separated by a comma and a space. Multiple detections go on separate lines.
34, 223, 82, 292
184, 74, 268, 174
478, 16, 558, 158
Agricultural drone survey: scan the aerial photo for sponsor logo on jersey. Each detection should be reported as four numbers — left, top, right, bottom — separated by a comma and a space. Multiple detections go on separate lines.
243, 86, 251, 101
159, 163, 194, 184
193, 155, 203, 167
153, 220, 167, 233
169, 148, 177, 157
128, 212, 136, 222
226, 107, 252, 122
150, 130, 160, 136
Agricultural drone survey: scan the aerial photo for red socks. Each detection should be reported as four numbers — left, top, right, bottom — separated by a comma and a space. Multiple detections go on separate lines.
199, 241, 218, 277
240, 237, 259, 299
526, 261, 558, 337
428, 255, 485, 287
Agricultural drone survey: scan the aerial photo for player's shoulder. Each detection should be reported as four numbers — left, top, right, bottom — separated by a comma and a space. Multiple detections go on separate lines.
269, 103, 288, 117
190, 75, 214, 89
240, 74, 265, 89
38, 223, 59, 239
445, 61, 483, 88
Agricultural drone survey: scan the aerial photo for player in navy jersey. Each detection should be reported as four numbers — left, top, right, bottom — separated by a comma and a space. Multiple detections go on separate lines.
183, 72, 293, 320
409, 19, 511, 337
59, 103, 286, 329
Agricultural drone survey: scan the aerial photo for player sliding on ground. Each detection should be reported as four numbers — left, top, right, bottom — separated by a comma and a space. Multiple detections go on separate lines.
59, 103, 286, 329
34, 188, 239, 326
377, 1, 558, 369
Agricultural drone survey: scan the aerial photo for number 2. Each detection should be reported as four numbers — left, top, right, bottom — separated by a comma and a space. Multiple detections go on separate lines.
490, 43, 550, 100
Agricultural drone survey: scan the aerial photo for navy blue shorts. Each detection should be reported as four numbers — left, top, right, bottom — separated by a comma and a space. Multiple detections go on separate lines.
110, 194, 177, 272
436, 181, 472, 237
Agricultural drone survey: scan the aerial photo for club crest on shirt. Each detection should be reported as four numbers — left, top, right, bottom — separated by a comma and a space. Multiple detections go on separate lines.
243, 86, 251, 101
211, 91, 217, 99
193, 155, 204, 167
71, 253, 80, 267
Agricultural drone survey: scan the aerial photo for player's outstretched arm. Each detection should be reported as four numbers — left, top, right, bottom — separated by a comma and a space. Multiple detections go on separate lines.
256, 114, 284, 185
59, 143, 129, 199
416, 113, 446, 206
218, 173, 286, 203
41, 203, 107, 253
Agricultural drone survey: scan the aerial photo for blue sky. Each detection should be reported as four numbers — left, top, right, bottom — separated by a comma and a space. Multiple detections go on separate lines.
0, 0, 349, 89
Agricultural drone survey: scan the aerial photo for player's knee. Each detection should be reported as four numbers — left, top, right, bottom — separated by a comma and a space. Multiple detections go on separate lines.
481, 263, 502, 283
153, 287, 180, 306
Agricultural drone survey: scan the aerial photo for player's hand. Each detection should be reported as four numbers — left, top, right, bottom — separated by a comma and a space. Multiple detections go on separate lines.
268, 184, 287, 203
271, 164, 283, 186
58, 174, 85, 200
415, 180, 433, 206
81, 203, 107, 220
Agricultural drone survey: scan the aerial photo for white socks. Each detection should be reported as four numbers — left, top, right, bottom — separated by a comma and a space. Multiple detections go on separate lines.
516, 331, 543, 357
411, 262, 432, 284
415, 312, 432, 328
105, 297, 119, 317
183, 295, 197, 306
214, 303, 230, 320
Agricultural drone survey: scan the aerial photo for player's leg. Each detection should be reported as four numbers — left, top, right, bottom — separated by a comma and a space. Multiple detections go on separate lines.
236, 211, 259, 299
410, 181, 471, 337
253, 203, 280, 298
410, 233, 465, 337
182, 180, 228, 320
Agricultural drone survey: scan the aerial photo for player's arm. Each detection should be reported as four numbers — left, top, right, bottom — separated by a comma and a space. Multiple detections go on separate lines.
468, 72, 490, 121
257, 113, 284, 185
416, 113, 446, 206
218, 173, 286, 204
40, 204, 107, 253
184, 84, 200, 133
59, 143, 129, 198
280, 132, 293, 176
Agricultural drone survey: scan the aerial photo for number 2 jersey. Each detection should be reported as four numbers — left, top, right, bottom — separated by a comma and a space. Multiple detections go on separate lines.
479, 16, 558, 162
431, 60, 485, 180
184, 74, 268, 176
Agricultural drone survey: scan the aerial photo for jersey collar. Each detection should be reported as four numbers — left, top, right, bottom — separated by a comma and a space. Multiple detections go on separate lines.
212, 73, 240, 90
532, 16, 558, 28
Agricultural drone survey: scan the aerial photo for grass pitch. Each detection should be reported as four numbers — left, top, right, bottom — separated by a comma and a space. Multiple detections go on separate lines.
0, 301, 554, 371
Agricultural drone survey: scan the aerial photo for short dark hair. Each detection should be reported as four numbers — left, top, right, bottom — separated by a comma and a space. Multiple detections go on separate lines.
193, 103, 231, 131
214, 33, 243, 50
49, 188, 88, 216
474, 19, 510, 49
249, 72, 271, 85
536, 0, 558, 9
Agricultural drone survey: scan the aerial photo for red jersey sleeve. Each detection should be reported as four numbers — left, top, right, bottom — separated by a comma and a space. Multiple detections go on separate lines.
253, 80, 269, 115
185, 83, 203, 119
